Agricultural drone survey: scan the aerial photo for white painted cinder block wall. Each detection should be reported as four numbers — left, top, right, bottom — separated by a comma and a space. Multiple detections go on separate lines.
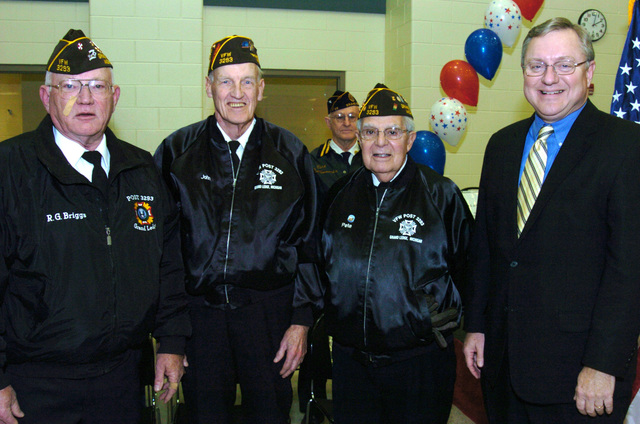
200, 6, 386, 121
0, 0, 632, 188
385, 0, 632, 188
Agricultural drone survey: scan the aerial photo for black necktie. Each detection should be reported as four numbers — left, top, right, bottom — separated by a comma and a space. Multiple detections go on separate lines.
341, 151, 351, 165
82, 151, 108, 192
228, 140, 240, 176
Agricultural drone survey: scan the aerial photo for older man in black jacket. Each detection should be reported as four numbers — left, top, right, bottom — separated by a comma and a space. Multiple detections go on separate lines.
0, 29, 190, 424
319, 83, 473, 424
155, 35, 320, 424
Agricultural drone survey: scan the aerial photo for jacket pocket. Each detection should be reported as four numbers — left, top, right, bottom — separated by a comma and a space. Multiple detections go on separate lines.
7, 271, 50, 340
407, 272, 450, 341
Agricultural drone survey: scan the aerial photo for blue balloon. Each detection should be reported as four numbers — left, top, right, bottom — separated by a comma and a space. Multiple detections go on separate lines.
409, 131, 446, 175
464, 28, 503, 80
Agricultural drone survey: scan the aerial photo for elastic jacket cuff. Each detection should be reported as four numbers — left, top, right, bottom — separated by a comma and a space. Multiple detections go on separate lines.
0, 371, 9, 391
155, 336, 186, 356
291, 305, 314, 328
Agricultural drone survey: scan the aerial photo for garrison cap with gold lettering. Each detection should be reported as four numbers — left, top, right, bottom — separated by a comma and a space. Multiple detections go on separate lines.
327, 90, 359, 114
46, 29, 112, 74
208, 35, 260, 73
358, 83, 413, 119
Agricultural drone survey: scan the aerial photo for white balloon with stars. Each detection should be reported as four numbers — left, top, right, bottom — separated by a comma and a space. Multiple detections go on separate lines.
429, 97, 468, 147
484, 0, 522, 48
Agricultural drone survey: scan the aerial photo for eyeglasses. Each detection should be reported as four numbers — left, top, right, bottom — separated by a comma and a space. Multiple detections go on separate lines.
359, 127, 409, 142
523, 60, 588, 77
48, 79, 113, 98
331, 113, 358, 123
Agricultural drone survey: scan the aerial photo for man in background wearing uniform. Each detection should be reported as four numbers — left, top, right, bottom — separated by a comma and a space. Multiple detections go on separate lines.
298, 91, 360, 423
310, 90, 362, 201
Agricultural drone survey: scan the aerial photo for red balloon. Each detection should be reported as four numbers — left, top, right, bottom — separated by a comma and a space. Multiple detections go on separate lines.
440, 60, 479, 107
514, 0, 544, 21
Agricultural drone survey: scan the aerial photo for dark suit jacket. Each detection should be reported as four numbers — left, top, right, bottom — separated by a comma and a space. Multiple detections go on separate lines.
465, 100, 640, 404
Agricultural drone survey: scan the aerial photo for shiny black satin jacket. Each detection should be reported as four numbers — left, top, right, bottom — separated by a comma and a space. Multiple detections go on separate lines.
155, 115, 319, 303
322, 158, 473, 353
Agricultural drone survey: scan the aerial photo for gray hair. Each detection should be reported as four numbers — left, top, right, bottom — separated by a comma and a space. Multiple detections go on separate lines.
402, 116, 415, 132
521, 17, 594, 66
357, 116, 415, 132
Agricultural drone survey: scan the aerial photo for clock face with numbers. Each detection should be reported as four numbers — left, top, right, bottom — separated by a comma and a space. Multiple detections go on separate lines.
578, 9, 607, 42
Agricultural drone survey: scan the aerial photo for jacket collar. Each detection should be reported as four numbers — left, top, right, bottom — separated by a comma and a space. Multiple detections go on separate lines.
364, 155, 418, 191
208, 114, 263, 146
35, 115, 147, 185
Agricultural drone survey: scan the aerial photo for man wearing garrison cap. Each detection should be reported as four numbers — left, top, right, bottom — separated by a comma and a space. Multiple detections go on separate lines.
155, 35, 320, 423
309, 90, 363, 201
315, 83, 473, 423
297, 90, 362, 424
0, 29, 190, 424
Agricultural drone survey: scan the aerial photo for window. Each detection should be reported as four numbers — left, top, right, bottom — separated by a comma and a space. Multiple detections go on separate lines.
256, 70, 343, 152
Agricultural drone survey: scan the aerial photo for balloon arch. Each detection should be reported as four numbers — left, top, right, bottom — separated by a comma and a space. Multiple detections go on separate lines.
409, 0, 544, 174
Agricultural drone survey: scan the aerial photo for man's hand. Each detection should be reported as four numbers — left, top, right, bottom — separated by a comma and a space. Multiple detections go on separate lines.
0, 385, 23, 424
273, 324, 309, 378
574, 366, 615, 416
463, 332, 485, 379
154, 353, 186, 403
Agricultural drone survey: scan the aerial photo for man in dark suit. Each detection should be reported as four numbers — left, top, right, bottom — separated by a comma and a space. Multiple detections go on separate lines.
463, 17, 640, 423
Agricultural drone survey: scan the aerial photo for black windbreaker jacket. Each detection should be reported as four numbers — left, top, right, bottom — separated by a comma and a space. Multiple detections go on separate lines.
155, 115, 321, 325
322, 158, 473, 353
0, 116, 190, 386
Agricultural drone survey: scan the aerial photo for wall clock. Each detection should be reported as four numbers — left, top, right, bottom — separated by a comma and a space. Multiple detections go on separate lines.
578, 9, 607, 42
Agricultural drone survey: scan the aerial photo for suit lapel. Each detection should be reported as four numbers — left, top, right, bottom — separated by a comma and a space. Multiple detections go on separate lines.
518, 101, 600, 239
500, 118, 532, 246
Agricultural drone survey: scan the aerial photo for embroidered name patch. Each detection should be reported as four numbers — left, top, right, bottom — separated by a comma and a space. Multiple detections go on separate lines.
46, 212, 87, 222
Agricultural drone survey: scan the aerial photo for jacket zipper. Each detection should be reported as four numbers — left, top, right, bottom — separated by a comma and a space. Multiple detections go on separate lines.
223, 146, 240, 292
99, 190, 117, 353
363, 188, 386, 347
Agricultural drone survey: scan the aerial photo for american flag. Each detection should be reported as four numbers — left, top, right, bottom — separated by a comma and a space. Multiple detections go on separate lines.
611, 0, 640, 123
620, 4, 640, 423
